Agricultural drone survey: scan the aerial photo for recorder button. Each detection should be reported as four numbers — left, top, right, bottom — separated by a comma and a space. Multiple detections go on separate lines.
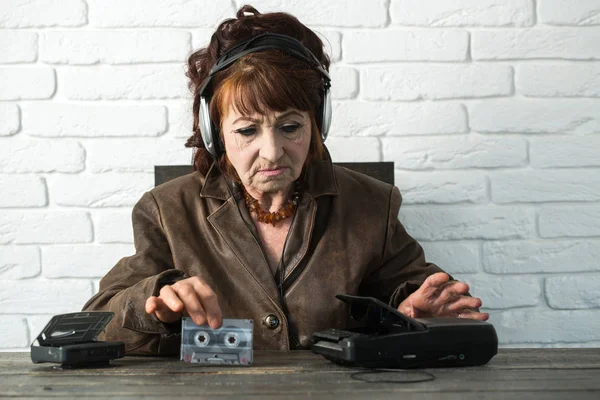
263, 314, 280, 329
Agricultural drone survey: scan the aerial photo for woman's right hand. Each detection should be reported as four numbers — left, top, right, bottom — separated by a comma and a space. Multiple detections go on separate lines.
145, 276, 223, 329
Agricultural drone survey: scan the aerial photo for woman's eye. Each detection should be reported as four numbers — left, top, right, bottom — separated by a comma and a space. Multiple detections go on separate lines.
280, 123, 301, 133
235, 128, 255, 136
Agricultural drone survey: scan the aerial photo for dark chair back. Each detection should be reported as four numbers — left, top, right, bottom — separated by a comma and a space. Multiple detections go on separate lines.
154, 162, 394, 187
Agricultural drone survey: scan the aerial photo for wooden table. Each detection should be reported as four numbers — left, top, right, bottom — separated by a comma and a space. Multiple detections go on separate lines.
2, 349, 599, 399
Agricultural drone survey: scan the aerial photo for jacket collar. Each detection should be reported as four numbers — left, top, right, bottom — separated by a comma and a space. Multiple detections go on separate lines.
199, 150, 339, 201
199, 162, 231, 200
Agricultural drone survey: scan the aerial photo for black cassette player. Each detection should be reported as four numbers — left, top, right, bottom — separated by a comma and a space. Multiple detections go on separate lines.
30, 312, 125, 368
311, 294, 498, 368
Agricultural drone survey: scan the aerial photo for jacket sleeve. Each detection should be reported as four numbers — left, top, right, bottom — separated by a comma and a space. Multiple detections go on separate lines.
82, 191, 187, 356
358, 185, 453, 309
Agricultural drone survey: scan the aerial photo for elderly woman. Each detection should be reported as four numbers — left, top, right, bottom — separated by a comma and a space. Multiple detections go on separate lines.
83, 5, 488, 355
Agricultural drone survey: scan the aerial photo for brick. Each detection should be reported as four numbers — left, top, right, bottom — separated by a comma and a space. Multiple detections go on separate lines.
391, 0, 534, 27
362, 64, 511, 101
382, 136, 527, 169
539, 205, 600, 238
490, 309, 600, 343
345, 30, 469, 63
459, 275, 541, 309
491, 170, 600, 203
539, 0, 600, 26
47, 173, 153, 207
0, 0, 86, 28
546, 275, 600, 309
0, 140, 84, 173
531, 136, 600, 168
234, 0, 387, 27
325, 137, 381, 162
88, 0, 232, 27
0, 104, 20, 136
330, 65, 358, 100
93, 210, 134, 244
0, 31, 37, 63
317, 30, 342, 62
27, 315, 55, 342
419, 241, 480, 274
0, 175, 46, 207
21, 104, 167, 137
470, 99, 600, 133
0, 211, 92, 244
399, 206, 534, 241
395, 171, 487, 204
41, 31, 191, 65
191, 29, 215, 49
483, 240, 600, 273
0, 280, 93, 314
331, 101, 467, 136
86, 139, 192, 173
473, 29, 600, 60
92, 279, 101, 294
168, 102, 194, 139
0, 67, 55, 100
0, 246, 40, 279
43, 244, 135, 278
518, 64, 600, 97
61, 65, 188, 100
0, 316, 28, 348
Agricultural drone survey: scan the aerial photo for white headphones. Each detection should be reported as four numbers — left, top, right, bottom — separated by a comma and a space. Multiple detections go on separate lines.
197, 32, 332, 157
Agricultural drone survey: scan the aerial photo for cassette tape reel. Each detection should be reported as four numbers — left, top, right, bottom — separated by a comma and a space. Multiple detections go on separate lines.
181, 318, 253, 365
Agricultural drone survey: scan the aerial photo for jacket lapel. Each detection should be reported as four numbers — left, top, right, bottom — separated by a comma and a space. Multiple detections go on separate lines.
280, 195, 316, 283
281, 158, 339, 288
201, 164, 281, 305
207, 199, 282, 304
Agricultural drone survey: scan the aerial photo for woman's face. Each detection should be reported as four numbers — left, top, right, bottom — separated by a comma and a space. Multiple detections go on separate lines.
221, 104, 312, 195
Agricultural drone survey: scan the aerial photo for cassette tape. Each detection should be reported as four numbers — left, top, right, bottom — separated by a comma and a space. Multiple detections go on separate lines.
180, 317, 253, 366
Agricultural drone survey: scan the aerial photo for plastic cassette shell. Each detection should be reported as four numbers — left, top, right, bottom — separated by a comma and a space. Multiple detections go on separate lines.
180, 317, 253, 366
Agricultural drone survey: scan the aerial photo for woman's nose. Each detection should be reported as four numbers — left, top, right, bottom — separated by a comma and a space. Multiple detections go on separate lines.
258, 130, 284, 162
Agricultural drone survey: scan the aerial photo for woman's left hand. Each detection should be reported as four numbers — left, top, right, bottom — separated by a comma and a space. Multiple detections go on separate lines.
397, 272, 489, 321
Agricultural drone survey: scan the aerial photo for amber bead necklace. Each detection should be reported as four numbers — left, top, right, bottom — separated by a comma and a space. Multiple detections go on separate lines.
243, 181, 300, 226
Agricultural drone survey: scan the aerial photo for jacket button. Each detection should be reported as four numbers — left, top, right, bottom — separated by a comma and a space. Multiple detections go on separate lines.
263, 314, 280, 329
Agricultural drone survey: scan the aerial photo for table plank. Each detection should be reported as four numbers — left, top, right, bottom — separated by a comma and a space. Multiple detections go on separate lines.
1, 349, 599, 399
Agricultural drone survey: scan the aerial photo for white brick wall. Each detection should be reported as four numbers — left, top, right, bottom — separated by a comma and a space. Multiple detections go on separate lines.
1, 0, 599, 350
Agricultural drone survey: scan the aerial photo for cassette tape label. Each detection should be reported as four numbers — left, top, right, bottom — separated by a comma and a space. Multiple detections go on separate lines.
180, 318, 253, 366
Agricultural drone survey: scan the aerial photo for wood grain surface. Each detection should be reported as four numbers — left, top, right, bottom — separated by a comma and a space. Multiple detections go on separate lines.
1, 349, 599, 399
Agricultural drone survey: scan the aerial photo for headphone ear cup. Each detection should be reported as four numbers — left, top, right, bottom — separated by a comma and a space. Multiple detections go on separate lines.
320, 86, 332, 142
199, 96, 217, 157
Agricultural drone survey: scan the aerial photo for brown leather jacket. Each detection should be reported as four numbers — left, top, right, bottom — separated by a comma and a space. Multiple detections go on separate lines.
82, 158, 448, 355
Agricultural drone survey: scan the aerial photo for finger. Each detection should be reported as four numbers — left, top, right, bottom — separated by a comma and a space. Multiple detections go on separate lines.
422, 272, 450, 289
444, 296, 483, 314
419, 273, 451, 299
457, 309, 489, 321
152, 296, 183, 323
192, 280, 223, 329
397, 298, 415, 318
436, 281, 470, 304
145, 296, 158, 314
173, 284, 208, 326
158, 285, 185, 313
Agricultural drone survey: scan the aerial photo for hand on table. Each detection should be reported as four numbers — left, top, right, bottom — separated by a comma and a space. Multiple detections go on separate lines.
397, 272, 489, 321
145, 276, 223, 329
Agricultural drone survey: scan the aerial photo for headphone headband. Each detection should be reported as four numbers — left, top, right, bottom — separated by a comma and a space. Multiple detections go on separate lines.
198, 32, 332, 157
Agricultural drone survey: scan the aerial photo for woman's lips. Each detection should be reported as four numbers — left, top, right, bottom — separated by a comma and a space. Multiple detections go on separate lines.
259, 167, 288, 177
